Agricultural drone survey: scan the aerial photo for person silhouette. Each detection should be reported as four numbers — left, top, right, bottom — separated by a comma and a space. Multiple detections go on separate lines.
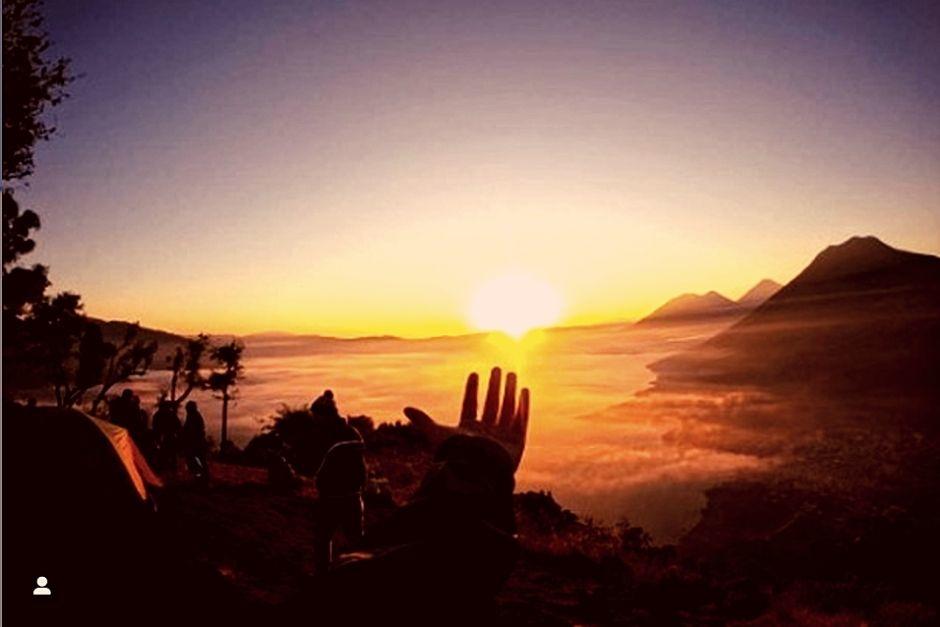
311, 368, 530, 623
32, 576, 51, 596
181, 400, 209, 485
310, 390, 367, 574
310, 389, 340, 420
152, 400, 182, 473
109, 389, 135, 430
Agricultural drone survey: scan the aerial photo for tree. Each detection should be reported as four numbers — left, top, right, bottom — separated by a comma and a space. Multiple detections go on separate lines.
208, 340, 244, 447
29, 291, 85, 406
163, 333, 211, 406
3, 188, 41, 264
2, 0, 75, 385
3, 0, 73, 182
2, 189, 49, 336
29, 294, 157, 409
1, 2, 154, 409
87, 323, 158, 414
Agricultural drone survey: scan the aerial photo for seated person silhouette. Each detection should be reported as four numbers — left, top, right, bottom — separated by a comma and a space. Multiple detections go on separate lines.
302, 367, 530, 624
33, 576, 51, 596
310, 390, 367, 574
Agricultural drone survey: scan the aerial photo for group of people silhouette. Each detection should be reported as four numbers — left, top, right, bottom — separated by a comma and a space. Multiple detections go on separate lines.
109, 389, 209, 484
102, 369, 530, 621
299, 368, 531, 622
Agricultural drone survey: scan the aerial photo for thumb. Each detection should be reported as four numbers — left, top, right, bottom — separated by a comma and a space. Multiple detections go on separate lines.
403, 407, 437, 432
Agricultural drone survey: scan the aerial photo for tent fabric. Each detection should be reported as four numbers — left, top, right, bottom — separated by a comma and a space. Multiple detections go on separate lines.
89, 414, 163, 499
4, 402, 185, 622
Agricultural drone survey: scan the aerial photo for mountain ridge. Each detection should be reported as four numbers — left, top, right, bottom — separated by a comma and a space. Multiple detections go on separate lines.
649, 236, 940, 405
639, 279, 782, 325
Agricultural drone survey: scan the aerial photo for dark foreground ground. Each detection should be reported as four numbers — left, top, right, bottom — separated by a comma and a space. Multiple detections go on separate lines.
150, 421, 938, 626
5, 400, 938, 626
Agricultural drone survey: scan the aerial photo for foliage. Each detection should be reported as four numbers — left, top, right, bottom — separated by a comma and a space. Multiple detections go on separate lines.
245, 404, 364, 475
29, 291, 85, 405
2, 189, 50, 338
164, 333, 211, 404
616, 518, 653, 553
2, 189, 40, 265
2, 0, 73, 182
88, 323, 158, 413
208, 340, 245, 445
26, 292, 157, 408
347, 414, 374, 437
257, 406, 336, 475
514, 491, 621, 561
208, 340, 244, 395
0, 0, 133, 407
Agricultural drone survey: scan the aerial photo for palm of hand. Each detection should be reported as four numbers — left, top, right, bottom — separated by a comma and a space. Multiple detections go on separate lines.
404, 367, 530, 471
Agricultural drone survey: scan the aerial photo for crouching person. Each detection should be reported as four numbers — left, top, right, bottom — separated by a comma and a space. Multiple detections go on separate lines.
302, 368, 530, 625
311, 391, 367, 574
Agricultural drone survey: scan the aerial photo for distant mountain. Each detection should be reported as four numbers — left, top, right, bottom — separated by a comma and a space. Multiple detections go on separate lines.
650, 236, 940, 406
639, 278, 781, 326
639, 291, 743, 324
735, 279, 780, 308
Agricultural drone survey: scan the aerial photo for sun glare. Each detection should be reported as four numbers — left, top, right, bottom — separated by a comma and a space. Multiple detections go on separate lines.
469, 273, 563, 338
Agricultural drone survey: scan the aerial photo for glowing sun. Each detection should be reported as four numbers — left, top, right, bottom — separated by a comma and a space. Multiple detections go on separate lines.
469, 273, 563, 338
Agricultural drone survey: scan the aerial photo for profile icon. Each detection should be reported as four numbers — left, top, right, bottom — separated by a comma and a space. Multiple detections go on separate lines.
33, 576, 51, 596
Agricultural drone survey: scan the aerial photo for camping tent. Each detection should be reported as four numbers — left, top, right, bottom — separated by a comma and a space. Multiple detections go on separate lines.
3, 404, 163, 620
87, 412, 162, 499
4, 404, 161, 503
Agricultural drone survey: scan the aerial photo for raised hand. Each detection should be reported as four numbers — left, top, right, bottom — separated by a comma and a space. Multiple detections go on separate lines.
404, 367, 530, 470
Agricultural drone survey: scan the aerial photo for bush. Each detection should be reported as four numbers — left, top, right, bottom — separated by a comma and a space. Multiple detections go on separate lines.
348, 414, 374, 437
245, 405, 368, 475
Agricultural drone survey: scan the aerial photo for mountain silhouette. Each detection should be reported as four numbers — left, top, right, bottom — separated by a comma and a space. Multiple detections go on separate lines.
639, 291, 743, 324
735, 279, 781, 308
640, 278, 782, 326
650, 236, 940, 409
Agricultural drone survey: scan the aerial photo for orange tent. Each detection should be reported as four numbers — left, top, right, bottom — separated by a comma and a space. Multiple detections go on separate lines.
88, 413, 162, 499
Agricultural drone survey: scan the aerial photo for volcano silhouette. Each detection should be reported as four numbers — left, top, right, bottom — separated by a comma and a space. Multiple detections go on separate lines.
639, 291, 742, 324
650, 236, 940, 409
735, 279, 781, 308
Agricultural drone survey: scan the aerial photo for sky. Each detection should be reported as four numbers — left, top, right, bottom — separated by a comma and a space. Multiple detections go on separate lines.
14, 0, 940, 337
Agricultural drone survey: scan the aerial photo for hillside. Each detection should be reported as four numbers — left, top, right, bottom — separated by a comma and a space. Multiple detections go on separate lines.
650, 236, 940, 406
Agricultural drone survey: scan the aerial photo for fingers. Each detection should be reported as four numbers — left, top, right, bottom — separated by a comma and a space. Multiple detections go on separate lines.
459, 372, 478, 426
497, 372, 517, 429
513, 387, 530, 440
481, 367, 501, 425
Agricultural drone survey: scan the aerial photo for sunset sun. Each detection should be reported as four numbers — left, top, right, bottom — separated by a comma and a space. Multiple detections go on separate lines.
469, 273, 563, 338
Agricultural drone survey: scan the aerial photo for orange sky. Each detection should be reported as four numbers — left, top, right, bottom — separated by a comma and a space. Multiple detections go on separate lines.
17, 1, 940, 337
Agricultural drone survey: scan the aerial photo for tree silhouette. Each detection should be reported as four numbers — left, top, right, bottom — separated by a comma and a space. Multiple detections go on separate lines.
3, 189, 41, 264
164, 333, 210, 406
28, 293, 157, 409
2, 178, 49, 341
2, 0, 82, 392
208, 340, 244, 448
3, 0, 73, 182
88, 323, 158, 414
29, 291, 85, 406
